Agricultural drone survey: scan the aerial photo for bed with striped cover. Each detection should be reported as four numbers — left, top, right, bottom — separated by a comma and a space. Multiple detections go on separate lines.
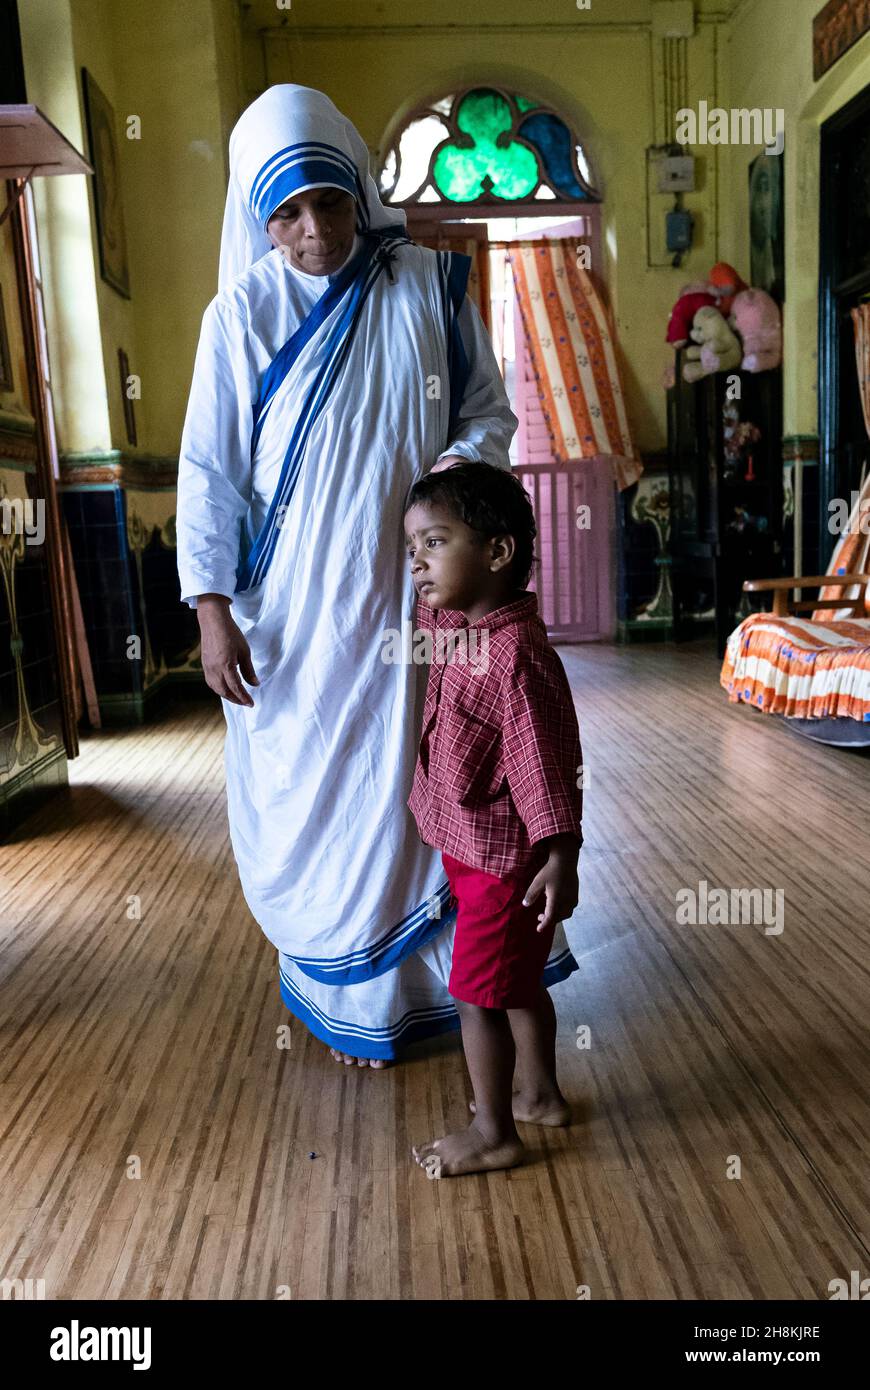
720, 615, 870, 723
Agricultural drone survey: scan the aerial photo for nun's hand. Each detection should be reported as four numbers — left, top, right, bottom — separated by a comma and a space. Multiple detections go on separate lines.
197, 594, 260, 707
429, 454, 466, 473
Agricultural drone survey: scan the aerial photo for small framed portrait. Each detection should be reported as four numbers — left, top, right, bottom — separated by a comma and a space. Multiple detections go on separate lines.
813, 0, 870, 81
81, 67, 131, 299
748, 152, 784, 303
0, 283, 13, 391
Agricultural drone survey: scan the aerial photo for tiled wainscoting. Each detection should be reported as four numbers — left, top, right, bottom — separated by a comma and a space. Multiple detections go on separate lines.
59, 455, 201, 727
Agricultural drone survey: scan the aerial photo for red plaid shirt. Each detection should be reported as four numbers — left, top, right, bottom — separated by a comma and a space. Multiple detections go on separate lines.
407, 590, 583, 876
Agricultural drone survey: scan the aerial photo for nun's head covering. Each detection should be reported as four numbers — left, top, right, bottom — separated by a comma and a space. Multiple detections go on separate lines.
218, 84, 407, 292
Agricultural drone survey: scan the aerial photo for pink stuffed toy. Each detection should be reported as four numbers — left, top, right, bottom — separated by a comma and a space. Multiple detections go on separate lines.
666, 282, 716, 348
728, 289, 782, 372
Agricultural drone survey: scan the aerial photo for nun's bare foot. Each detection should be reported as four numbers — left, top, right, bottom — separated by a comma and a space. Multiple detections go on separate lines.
468, 1088, 570, 1126
329, 1047, 388, 1069
412, 1124, 525, 1177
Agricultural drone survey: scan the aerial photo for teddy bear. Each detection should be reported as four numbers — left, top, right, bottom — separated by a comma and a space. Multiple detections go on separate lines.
682, 305, 743, 383
707, 261, 748, 316
666, 283, 717, 348
728, 288, 782, 372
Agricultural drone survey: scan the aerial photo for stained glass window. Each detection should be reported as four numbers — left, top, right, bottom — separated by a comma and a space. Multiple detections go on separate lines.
379, 87, 598, 206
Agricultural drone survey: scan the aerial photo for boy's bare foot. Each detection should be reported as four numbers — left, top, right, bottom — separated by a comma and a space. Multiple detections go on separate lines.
468, 1090, 570, 1126
412, 1123, 525, 1177
329, 1047, 388, 1068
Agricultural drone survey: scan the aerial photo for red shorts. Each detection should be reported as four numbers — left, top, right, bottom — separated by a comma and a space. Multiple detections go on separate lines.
442, 845, 555, 1009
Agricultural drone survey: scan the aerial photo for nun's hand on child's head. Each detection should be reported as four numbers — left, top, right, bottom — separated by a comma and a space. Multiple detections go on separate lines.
429, 454, 466, 474
522, 835, 581, 933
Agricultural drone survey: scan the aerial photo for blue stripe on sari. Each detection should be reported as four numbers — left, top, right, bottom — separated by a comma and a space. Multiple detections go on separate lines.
250, 236, 374, 452
236, 237, 471, 595
290, 882, 457, 985
437, 250, 473, 438
279, 968, 460, 1058
240, 252, 386, 588
250, 142, 366, 224
279, 948, 580, 1059
294, 879, 453, 967
236, 230, 407, 591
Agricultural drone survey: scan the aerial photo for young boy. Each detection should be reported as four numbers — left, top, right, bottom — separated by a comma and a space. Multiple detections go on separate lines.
404, 461, 583, 1178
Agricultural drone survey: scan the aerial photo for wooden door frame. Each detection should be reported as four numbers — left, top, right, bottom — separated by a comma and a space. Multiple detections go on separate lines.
819, 84, 870, 571
8, 176, 80, 757
404, 200, 601, 265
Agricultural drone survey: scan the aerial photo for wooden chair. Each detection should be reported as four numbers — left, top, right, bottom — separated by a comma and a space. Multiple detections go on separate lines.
722, 559, 870, 744
742, 573, 870, 618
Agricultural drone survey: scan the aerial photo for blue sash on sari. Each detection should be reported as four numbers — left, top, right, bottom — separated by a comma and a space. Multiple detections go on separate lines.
235, 230, 471, 593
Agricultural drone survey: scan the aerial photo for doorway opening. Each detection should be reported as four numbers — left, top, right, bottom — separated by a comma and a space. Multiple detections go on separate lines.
406, 212, 599, 467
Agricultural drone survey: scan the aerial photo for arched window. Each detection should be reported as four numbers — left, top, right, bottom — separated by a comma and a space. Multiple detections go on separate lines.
379, 87, 599, 207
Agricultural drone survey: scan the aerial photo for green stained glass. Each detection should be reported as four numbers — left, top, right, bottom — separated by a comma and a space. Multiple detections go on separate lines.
383, 86, 596, 206
432, 89, 538, 202
456, 88, 511, 141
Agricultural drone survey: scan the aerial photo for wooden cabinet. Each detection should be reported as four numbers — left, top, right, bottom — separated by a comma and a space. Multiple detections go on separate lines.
667, 357, 784, 653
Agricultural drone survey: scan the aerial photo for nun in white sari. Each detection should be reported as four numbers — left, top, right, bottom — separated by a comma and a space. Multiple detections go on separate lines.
176, 85, 578, 1063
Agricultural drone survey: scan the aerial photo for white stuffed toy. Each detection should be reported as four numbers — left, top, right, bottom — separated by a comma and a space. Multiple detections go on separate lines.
682, 305, 743, 383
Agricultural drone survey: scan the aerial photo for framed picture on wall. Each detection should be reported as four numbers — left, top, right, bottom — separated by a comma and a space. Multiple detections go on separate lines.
813, 0, 870, 81
81, 67, 131, 298
748, 152, 785, 304
118, 348, 137, 446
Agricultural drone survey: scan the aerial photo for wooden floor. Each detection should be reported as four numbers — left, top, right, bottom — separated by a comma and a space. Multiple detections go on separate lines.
1, 639, 868, 1300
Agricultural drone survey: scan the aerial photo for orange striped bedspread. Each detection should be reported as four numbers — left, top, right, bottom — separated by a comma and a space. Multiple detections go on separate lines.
720, 615, 870, 722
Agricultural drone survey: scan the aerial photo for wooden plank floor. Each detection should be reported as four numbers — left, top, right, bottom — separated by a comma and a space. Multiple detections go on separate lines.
1, 639, 868, 1300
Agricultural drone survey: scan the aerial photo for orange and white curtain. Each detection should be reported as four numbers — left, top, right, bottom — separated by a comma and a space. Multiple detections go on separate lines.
461, 238, 489, 329
507, 239, 642, 490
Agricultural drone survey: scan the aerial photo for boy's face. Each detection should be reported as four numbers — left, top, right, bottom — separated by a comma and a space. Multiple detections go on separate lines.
404, 501, 510, 611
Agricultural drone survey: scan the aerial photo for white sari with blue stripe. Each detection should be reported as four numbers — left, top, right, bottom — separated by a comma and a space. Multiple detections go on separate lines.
177, 85, 578, 1057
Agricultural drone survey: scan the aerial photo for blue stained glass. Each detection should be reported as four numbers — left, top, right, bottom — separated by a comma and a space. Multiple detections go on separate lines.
518, 112, 588, 199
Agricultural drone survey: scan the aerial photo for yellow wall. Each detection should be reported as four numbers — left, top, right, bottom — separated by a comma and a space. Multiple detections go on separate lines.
108, 0, 243, 455
16, 0, 870, 460
19, 0, 244, 458
19, 0, 111, 453
719, 0, 870, 438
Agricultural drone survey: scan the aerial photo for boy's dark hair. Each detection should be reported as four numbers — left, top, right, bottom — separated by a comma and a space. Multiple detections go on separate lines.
404, 461, 538, 589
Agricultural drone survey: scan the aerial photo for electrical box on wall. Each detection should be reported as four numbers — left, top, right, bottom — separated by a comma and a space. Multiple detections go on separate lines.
666, 207, 693, 253
657, 154, 695, 193
646, 145, 697, 268
651, 0, 696, 39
